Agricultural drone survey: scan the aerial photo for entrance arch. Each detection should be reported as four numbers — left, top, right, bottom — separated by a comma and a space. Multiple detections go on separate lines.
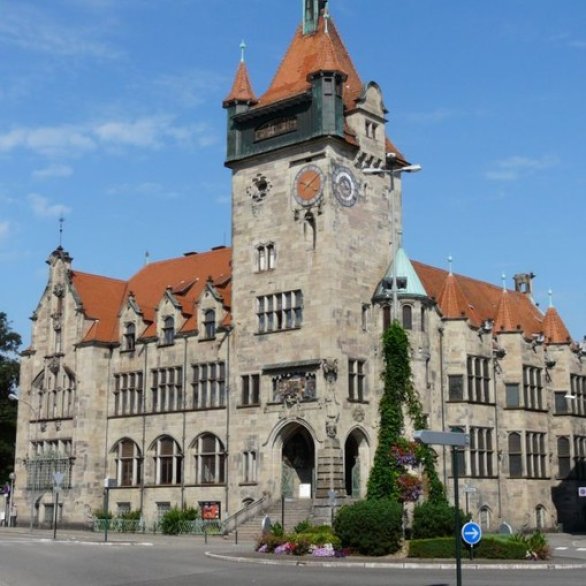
344, 428, 370, 498
280, 424, 315, 498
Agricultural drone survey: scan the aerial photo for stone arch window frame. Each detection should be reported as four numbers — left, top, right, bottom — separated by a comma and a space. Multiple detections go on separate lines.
113, 438, 143, 487
192, 432, 226, 486
151, 435, 183, 486
241, 449, 258, 484
535, 504, 547, 530
479, 505, 492, 531
123, 322, 137, 352
402, 303, 413, 330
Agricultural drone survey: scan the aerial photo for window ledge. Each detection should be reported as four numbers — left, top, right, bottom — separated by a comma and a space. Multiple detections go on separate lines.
237, 403, 261, 409
347, 398, 369, 405
198, 336, 217, 343
255, 326, 302, 336
239, 482, 258, 487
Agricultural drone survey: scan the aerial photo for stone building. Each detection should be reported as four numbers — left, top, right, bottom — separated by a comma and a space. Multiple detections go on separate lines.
12, 0, 586, 532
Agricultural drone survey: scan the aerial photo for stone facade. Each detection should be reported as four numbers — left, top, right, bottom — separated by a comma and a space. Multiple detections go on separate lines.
11, 3, 586, 533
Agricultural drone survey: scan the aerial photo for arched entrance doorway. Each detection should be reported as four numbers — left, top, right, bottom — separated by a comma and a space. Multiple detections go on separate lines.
344, 429, 369, 498
281, 425, 315, 498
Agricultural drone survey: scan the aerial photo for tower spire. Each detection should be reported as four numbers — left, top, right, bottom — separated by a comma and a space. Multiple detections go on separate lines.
303, 0, 328, 35
58, 215, 64, 247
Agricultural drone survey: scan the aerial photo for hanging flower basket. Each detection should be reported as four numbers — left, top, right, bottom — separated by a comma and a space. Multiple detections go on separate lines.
390, 440, 421, 467
397, 473, 423, 502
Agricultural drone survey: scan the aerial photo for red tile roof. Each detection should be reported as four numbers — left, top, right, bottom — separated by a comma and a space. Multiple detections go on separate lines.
543, 306, 572, 345
413, 261, 547, 339
72, 247, 232, 344
256, 17, 362, 111
223, 61, 257, 106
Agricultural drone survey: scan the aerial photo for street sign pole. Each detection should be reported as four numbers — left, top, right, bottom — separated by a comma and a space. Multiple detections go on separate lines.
52, 471, 64, 541
452, 447, 462, 586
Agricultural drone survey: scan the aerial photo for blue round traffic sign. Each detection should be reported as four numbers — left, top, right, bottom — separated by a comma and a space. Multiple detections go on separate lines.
461, 521, 482, 546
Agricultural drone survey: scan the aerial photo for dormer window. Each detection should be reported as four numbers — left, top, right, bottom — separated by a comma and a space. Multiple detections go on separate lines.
204, 309, 216, 339
162, 316, 175, 346
124, 323, 136, 352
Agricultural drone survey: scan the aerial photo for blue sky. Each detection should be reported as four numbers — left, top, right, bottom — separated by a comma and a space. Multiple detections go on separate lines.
1, 0, 585, 347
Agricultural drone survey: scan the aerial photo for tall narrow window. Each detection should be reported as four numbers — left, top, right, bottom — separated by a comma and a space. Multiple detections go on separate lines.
203, 309, 216, 339
557, 437, 571, 479
241, 374, 260, 406
402, 305, 413, 330
162, 316, 175, 345
243, 450, 258, 483
448, 375, 464, 401
124, 323, 136, 351
348, 359, 366, 402
508, 433, 523, 478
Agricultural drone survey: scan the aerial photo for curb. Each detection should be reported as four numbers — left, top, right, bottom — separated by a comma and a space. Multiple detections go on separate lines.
205, 551, 586, 571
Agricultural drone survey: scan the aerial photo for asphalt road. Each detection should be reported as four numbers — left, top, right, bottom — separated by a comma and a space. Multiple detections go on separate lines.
0, 531, 585, 586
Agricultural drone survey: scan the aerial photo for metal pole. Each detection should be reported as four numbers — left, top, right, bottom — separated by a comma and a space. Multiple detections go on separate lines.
453, 447, 462, 586
104, 488, 109, 543
281, 494, 285, 531
53, 490, 59, 540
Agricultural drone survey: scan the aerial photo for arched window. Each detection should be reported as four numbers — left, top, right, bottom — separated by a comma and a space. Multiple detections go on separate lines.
194, 433, 225, 485
124, 323, 136, 351
154, 436, 182, 485
508, 433, 523, 478
479, 506, 491, 531
557, 436, 571, 478
203, 309, 216, 339
402, 305, 412, 330
535, 505, 547, 530
115, 439, 142, 487
162, 316, 175, 345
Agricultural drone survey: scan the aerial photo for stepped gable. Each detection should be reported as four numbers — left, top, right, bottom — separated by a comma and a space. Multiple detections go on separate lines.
413, 261, 544, 337
71, 272, 127, 343
543, 306, 572, 345
223, 60, 257, 106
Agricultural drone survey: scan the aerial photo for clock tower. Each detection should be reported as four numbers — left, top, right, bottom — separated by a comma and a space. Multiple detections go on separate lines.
224, 1, 409, 506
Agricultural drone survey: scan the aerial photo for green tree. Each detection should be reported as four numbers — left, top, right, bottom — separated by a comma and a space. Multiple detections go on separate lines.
0, 312, 22, 484
367, 321, 444, 502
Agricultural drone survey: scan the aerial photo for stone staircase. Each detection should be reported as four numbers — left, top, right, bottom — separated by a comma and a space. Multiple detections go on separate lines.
232, 497, 314, 541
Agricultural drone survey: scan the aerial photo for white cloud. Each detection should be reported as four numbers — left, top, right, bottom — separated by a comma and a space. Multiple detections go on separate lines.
27, 194, 72, 218
0, 3, 120, 59
107, 182, 180, 199
33, 164, 74, 179
485, 155, 559, 181
0, 116, 217, 157
0, 221, 10, 240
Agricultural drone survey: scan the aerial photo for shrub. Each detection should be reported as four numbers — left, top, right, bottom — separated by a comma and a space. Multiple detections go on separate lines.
510, 531, 551, 560
256, 533, 288, 553
408, 537, 528, 559
270, 521, 284, 537
93, 509, 113, 520
334, 499, 403, 556
119, 509, 141, 521
293, 519, 311, 533
412, 500, 470, 539
159, 506, 199, 535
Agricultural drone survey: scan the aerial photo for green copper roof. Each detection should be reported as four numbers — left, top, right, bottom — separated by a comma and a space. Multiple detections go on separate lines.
374, 247, 428, 301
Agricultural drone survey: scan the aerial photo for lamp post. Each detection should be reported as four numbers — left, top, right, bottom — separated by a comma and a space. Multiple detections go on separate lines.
9, 388, 40, 532
414, 430, 468, 586
7, 473, 15, 527
363, 160, 422, 321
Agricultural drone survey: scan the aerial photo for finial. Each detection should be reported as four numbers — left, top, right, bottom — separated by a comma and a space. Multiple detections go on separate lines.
324, 0, 330, 34
58, 216, 64, 247
548, 289, 553, 308
448, 255, 453, 275
501, 273, 507, 291
240, 40, 246, 63
144, 251, 150, 266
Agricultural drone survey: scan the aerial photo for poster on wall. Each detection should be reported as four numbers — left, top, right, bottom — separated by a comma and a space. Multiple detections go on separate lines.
200, 501, 221, 520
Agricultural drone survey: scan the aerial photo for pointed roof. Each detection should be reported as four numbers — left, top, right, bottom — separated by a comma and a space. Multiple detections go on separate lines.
437, 273, 481, 325
223, 61, 257, 106
256, 15, 362, 110
412, 261, 545, 337
374, 248, 427, 301
543, 306, 572, 345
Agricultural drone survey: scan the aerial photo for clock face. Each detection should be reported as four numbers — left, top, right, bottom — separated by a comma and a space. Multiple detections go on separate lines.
332, 166, 358, 207
293, 164, 324, 206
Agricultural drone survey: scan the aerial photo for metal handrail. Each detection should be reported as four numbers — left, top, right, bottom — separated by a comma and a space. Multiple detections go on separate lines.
222, 495, 271, 534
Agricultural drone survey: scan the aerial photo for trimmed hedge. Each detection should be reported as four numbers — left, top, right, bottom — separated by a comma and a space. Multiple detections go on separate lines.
412, 500, 471, 539
409, 537, 528, 559
334, 499, 403, 556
